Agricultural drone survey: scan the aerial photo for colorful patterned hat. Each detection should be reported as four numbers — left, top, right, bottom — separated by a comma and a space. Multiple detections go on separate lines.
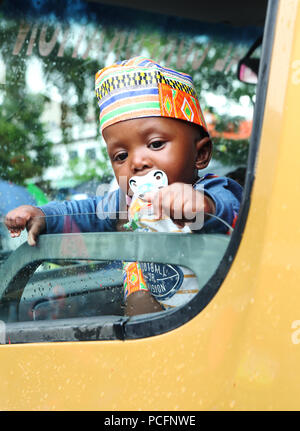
95, 56, 208, 133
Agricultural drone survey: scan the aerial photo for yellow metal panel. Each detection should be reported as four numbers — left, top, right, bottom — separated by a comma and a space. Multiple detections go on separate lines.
1, 0, 300, 411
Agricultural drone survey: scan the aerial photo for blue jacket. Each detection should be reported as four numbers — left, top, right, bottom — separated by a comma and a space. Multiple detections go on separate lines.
38, 174, 243, 235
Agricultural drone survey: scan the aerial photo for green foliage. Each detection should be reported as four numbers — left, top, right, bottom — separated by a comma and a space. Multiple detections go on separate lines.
67, 147, 113, 183
0, 10, 257, 188
0, 16, 55, 185
213, 138, 248, 166
213, 113, 245, 133
0, 91, 54, 185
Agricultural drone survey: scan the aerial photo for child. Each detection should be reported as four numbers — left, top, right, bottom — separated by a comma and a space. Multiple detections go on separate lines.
4, 56, 242, 316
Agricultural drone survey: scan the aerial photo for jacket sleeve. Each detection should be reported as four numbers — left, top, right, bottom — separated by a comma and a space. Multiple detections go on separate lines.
194, 175, 243, 234
37, 189, 122, 234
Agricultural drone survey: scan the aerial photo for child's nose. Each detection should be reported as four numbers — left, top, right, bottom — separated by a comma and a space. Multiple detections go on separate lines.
130, 149, 153, 173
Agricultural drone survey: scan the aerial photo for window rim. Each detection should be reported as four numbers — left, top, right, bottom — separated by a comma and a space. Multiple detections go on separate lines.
0, 0, 278, 343
123, 0, 279, 340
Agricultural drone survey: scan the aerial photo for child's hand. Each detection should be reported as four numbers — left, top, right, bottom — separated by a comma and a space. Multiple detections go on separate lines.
143, 183, 215, 228
4, 205, 46, 246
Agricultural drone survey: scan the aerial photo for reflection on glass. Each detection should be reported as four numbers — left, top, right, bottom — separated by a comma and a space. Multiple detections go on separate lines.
239, 63, 258, 85
0, 223, 124, 322
0, 209, 230, 324
0, 0, 257, 195
0, 0, 261, 326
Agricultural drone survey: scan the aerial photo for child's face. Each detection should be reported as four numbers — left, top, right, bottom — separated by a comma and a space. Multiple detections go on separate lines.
103, 117, 211, 195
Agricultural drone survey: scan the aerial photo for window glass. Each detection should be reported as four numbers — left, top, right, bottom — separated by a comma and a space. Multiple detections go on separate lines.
0, 0, 266, 337
86, 148, 96, 160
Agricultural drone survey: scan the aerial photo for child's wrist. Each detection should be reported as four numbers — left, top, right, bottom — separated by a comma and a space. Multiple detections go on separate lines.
204, 195, 215, 215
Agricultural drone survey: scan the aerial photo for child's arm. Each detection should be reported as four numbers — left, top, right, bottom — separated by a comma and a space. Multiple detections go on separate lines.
195, 176, 243, 233
143, 177, 242, 233
5, 188, 123, 246
36, 191, 121, 235
5, 205, 46, 246
125, 290, 163, 316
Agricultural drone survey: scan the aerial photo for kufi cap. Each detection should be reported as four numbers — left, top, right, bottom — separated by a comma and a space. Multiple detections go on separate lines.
95, 56, 207, 133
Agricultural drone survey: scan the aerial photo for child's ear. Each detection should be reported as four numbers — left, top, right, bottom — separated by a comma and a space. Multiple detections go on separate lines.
195, 136, 213, 170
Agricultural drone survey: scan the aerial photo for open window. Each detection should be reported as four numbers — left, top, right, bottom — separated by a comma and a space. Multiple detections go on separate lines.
0, 0, 276, 343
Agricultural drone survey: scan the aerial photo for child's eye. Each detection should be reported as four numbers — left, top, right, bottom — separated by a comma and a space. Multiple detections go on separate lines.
113, 152, 128, 162
149, 141, 166, 150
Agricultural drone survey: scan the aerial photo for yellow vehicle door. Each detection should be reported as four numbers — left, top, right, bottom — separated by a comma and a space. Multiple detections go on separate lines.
1, 0, 300, 412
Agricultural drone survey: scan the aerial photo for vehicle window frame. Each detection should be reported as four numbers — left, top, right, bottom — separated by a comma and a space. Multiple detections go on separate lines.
121, 0, 280, 340
0, 0, 278, 343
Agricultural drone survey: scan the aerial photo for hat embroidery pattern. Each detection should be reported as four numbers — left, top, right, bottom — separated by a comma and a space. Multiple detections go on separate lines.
95, 56, 207, 133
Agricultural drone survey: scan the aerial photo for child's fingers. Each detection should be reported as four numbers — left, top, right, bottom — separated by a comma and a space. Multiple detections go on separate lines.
26, 217, 46, 247
27, 229, 37, 247
172, 197, 185, 221
15, 215, 30, 229
181, 187, 201, 220
8, 229, 22, 238
141, 191, 154, 202
4, 206, 46, 246
144, 189, 176, 219
144, 185, 204, 222
5, 211, 31, 231
144, 190, 165, 219
142, 191, 159, 219
5, 219, 26, 235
